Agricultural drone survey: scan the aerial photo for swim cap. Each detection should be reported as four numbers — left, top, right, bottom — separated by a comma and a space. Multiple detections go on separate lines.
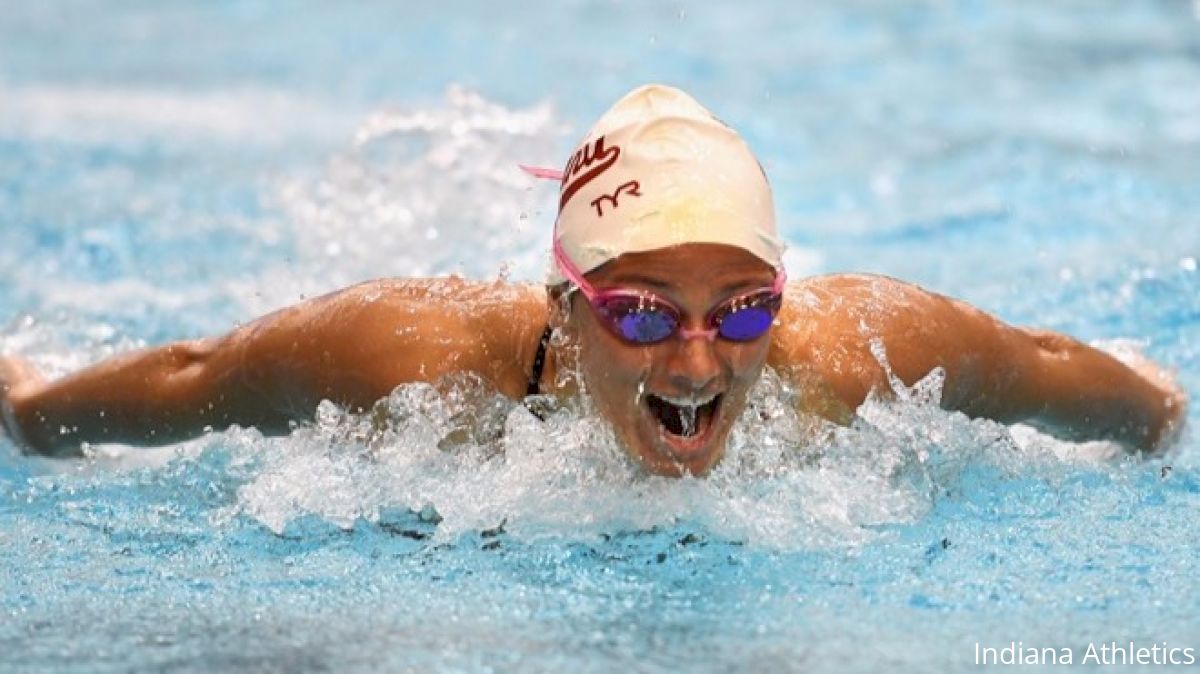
550, 84, 784, 284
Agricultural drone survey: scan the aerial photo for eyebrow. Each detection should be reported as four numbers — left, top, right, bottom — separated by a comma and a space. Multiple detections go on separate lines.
604, 273, 675, 291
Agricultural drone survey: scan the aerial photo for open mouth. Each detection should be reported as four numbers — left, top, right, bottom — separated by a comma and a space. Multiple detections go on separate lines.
645, 392, 723, 441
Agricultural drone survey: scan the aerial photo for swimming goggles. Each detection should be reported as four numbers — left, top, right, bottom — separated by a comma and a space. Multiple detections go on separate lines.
553, 239, 786, 345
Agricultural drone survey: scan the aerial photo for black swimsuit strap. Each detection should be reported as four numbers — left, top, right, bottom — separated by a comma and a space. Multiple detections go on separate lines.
525, 325, 553, 398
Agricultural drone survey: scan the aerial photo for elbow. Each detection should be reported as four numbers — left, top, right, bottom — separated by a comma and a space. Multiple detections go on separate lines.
148, 339, 220, 409
153, 338, 244, 427
165, 338, 221, 372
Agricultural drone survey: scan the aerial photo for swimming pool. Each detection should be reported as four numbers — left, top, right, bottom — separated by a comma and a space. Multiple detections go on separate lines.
2, 1, 1199, 671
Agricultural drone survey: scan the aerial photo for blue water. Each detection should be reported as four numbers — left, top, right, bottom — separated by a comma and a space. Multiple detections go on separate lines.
2, 1, 1199, 672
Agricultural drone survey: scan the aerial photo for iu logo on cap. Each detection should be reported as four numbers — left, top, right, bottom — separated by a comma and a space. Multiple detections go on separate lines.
560, 135, 620, 211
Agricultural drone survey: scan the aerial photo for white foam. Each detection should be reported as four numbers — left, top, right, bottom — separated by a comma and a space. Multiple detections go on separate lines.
229, 357, 1086, 551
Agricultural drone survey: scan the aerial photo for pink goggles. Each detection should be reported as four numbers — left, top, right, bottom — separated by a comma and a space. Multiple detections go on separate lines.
553, 238, 786, 345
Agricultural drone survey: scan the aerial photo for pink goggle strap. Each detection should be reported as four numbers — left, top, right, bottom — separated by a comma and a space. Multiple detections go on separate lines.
519, 165, 564, 181
553, 238, 597, 300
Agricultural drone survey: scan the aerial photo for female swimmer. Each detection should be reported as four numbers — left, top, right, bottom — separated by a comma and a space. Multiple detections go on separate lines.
0, 85, 1186, 476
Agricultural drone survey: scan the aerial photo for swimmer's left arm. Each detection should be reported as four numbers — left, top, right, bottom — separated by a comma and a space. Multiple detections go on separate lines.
771, 275, 1186, 453
996, 327, 1186, 451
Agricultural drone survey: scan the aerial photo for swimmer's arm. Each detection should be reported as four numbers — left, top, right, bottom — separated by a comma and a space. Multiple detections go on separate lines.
773, 277, 1186, 452
887, 306, 1185, 452
0, 281, 502, 457
0, 336, 293, 456
993, 328, 1185, 451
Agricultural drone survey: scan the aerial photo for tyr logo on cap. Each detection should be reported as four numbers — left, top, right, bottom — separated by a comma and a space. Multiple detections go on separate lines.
560, 135, 620, 211
590, 180, 641, 217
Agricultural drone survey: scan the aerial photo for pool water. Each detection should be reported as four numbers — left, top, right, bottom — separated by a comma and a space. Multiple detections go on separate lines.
2, 1, 1199, 672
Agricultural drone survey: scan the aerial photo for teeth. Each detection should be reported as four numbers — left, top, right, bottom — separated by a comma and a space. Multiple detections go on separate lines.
654, 392, 718, 408
645, 392, 722, 439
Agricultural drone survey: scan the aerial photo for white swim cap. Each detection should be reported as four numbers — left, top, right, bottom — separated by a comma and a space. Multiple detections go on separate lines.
550, 84, 784, 284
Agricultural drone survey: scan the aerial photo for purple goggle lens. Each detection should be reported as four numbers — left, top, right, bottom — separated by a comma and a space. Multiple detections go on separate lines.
596, 290, 781, 345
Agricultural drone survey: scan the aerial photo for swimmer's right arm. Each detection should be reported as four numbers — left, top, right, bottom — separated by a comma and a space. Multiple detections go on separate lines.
0, 280, 517, 457
0, 336, 292, 456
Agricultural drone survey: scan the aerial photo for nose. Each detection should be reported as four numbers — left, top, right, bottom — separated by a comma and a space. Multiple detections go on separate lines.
665, 331, 722, 391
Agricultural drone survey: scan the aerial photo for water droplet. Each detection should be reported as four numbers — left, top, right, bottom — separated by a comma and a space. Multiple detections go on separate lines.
680, 405, 697, 436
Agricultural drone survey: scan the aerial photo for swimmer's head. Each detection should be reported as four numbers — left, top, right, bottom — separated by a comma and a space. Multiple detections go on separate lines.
549, 85, 786, 477
551, 83, 784, 283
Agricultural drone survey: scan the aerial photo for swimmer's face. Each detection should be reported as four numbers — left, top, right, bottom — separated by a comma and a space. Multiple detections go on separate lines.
565, 243, 777, 477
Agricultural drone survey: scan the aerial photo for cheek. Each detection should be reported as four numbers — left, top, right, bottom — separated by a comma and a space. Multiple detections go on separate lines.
729, 338, 771, 378
721, 339, 772, 404
571, 315, 649, 403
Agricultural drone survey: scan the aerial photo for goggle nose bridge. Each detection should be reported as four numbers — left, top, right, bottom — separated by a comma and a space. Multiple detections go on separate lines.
677, 327, 718, 342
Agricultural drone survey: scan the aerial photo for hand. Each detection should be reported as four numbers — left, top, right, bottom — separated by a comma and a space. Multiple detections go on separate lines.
1, 356, 45, 452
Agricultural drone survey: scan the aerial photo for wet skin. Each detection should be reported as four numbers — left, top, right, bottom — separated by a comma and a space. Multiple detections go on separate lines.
554, 245, 778, 476
0, 243, 1188, 472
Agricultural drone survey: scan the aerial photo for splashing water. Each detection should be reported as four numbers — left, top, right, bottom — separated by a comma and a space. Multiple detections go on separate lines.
237, 86, 569, 315
679, 404, 698, 437
221, 333, 1113, 552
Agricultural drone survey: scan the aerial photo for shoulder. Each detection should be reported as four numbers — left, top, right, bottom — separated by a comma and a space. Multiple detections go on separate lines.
771, 273, 952, 352
326, 275, 548, 371
782, 273, 950, 319
768, 273, 989, 412
234, 277, 548, 407
250, 277, 544, 340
